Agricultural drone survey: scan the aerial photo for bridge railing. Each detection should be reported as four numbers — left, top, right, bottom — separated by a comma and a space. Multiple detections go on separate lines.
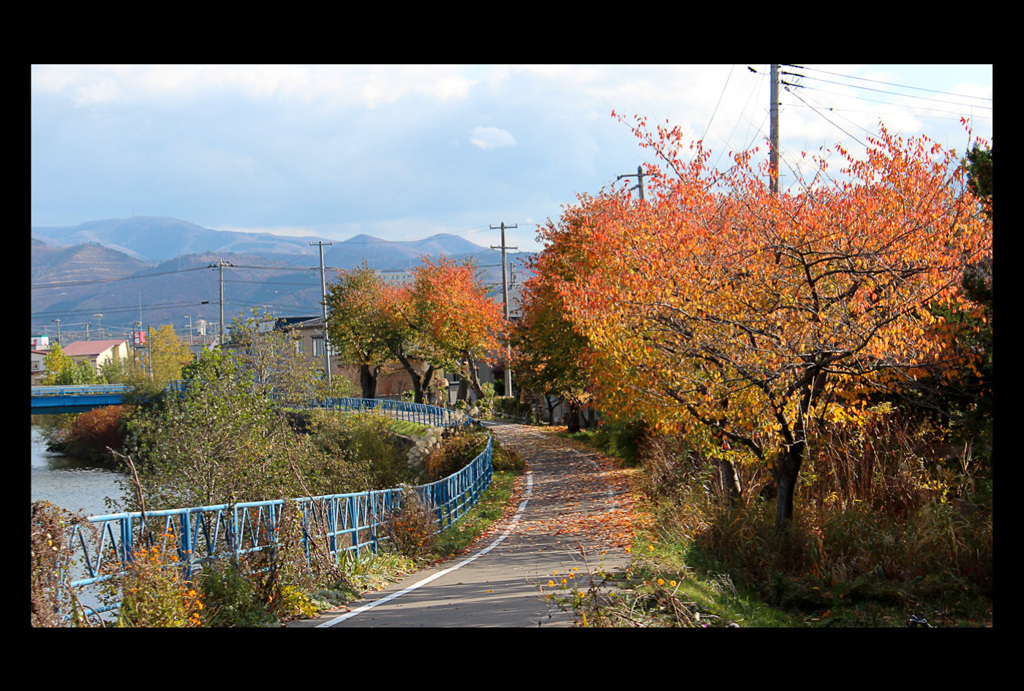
30, 384, 132, 397
59, 397, 492, 622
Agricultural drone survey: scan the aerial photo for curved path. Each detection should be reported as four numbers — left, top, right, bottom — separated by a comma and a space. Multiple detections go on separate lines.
288, 421, 638, 628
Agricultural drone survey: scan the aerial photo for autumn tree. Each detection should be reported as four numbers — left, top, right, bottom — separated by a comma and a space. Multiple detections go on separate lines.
42, 343, 76, 385
326, 257, 505, 405
543, 116, 992, 531
404, 257, 504, 403
325, 263, 397, 399
149, 324, 194, 388
511, 216, 597, 432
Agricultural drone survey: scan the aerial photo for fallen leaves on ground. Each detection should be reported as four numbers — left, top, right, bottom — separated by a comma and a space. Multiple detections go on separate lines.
489, 424, 650, 554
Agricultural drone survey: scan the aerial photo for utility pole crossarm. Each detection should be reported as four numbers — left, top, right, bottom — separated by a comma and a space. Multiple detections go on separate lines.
617, 164, 647, 201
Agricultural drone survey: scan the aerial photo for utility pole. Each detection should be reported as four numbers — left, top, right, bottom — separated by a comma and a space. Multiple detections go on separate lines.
311, 241, 333, 384
209, 261, 232, 346
770, 63, 780, 196
490, 222, 517, 398
51, 319, 61, 345
616, 164, 648, 201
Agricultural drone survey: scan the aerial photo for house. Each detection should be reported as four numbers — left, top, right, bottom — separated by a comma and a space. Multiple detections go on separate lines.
31, 349, 48, 385
374, 269, 414, 288
61, 339, 131, 372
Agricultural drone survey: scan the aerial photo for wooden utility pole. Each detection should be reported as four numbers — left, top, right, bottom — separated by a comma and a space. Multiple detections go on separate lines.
490, 222, 517, 397
770, 63, 780, 196
311, 241, 333, 384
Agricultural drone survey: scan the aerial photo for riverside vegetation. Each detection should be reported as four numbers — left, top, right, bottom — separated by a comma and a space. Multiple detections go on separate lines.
30, 345, 525, 628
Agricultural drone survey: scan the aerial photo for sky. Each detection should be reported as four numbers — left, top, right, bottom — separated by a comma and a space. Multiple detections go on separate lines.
31, 64, 993, 254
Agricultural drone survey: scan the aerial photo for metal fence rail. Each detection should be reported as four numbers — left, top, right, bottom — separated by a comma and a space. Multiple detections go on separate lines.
59, 398, 492, 622
309, 396, 474, 429
31, 384, 132, 397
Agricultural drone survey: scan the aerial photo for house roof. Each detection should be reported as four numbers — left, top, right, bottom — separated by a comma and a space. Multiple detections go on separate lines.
61, 339, 129, 357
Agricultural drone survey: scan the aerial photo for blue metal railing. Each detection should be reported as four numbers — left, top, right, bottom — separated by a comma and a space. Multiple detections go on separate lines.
309, 396, 474, 429
58, 397, 492, 622
31, 384, 132, 397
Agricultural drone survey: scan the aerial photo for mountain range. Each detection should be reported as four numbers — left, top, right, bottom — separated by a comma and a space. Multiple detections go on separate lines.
31, 216, 531, 340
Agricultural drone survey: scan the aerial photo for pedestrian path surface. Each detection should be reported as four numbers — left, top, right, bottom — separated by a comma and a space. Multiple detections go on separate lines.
288, 422, 638, 628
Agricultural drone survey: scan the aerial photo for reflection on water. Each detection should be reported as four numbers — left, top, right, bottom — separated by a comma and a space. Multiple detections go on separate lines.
31, 427, 126, 517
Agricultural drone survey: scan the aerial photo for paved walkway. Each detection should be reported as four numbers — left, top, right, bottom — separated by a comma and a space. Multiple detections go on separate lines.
288, 422, 638, 628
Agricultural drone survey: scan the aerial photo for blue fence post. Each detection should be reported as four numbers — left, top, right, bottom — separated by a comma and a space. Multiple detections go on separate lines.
348, 496, 360, 559
179, 512, 193, 578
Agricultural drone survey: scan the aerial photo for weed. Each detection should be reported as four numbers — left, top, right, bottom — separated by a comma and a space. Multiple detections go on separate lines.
382, 487, 438, 560
111, 532, 204, 628
31, 501, 96, 627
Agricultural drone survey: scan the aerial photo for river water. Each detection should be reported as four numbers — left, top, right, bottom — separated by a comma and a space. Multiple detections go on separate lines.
30, 426, 126, 518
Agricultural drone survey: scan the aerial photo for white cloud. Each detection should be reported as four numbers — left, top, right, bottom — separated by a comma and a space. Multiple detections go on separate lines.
31, 64, 480, 110
470, 126, 517, 150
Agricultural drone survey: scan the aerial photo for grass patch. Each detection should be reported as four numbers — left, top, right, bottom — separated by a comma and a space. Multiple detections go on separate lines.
387, 418, 432, 438
431, 470, 520, 559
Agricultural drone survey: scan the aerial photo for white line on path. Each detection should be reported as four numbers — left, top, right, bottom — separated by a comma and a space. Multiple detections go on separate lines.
314, 471, 535, 628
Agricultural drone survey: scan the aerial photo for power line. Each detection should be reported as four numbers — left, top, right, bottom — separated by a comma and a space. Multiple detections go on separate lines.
30, 265, 210, 290
790, 65, 992, 103
781, 66, 992, 120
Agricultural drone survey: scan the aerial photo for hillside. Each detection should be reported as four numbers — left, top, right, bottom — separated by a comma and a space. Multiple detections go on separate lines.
30, 217, 533, 341
31, 217, 324, 263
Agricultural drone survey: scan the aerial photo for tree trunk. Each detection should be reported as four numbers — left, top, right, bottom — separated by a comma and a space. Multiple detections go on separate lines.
396, 355, 432, 404
719, 459, 743, 506
566, 398, 582, 433
359, 364, 378, 399
462, 350, 486, 401
545, 394, 559, 424
772, 440, 805, 532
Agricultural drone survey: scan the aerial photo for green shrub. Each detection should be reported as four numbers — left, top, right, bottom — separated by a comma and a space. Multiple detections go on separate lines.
197, 557, 277, 628
307, 410, 415, 491
421, 430, 483, 482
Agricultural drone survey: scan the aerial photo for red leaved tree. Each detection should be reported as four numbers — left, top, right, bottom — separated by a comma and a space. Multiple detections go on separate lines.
512, 207, 601, 432
403, 257, 505, 403
542, 116, 992, 530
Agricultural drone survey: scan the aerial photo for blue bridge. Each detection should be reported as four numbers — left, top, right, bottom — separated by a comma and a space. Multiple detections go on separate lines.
31, 384, 133, 415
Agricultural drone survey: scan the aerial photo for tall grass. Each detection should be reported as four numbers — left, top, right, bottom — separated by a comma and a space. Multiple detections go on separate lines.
567, 405, 992, 627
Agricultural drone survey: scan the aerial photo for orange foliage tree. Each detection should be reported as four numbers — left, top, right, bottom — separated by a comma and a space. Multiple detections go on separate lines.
402, 257, 505, 403
325, 263, 398, 398
328, 257, 505, 404
541, 115, 992, 530
512, 207, 600, 432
